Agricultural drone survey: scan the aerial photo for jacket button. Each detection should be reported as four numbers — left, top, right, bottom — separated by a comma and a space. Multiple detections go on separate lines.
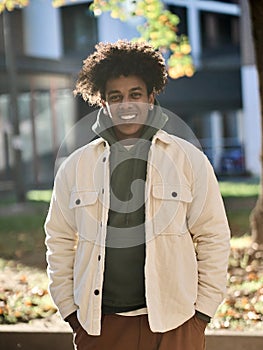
102, 157, 106, 162
75, 199, 81, 205
94, 289, 100, 295
171, 192, 177, 198
98, 255, 101, 261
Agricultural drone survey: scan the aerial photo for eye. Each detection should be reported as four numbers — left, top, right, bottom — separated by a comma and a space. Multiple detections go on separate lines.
108, 94, 122, 103
131, 92, 142, 99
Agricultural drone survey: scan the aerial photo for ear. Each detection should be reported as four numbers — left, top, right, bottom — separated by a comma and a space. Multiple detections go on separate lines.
148, 92, 155, 105
101, 100, 108, 115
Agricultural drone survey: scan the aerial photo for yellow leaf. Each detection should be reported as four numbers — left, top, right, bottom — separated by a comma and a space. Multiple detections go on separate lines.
185, 67, 194, 77
6, 0, 15, 11
181, 44, 191, 55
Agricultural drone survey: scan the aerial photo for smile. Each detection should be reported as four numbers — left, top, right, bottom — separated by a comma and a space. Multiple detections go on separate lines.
119, 114, 137, 121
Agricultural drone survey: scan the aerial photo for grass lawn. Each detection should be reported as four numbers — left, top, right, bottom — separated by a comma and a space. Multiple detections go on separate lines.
0, 179, 262, 328
219, 179, 260, 237
0, 214, 46, 261
0, 198, 49, 267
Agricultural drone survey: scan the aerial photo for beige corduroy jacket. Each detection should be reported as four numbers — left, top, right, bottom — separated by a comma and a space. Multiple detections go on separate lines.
45, 129, 231, 336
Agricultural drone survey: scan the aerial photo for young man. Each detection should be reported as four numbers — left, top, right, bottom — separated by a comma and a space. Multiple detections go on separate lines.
45, 40, 230, 350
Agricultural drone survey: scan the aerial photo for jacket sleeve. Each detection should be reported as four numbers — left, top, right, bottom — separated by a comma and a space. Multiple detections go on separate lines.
187, 154, 231, 318
44, 163, 78, 320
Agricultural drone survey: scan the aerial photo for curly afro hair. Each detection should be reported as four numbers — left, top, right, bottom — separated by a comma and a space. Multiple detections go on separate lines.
74, 40, 168, 106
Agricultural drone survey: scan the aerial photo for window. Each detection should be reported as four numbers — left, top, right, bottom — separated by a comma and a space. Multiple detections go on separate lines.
61, 3, 98, 56
201, 11, 240, 56
222, 111, 239, 147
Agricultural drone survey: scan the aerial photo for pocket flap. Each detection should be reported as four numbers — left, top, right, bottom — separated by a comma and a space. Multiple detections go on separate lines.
69, 190, 99, 209
152, 184, 192, 203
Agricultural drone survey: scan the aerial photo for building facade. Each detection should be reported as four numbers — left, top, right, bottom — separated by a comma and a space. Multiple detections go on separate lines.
0, 0, 261, 191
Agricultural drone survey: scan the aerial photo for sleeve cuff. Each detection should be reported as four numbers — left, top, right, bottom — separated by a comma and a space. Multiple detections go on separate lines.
195, 310, 211, 323
65, 311, 81, 332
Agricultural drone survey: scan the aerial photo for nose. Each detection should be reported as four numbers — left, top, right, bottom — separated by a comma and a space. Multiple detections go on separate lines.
118, 97, 133, 110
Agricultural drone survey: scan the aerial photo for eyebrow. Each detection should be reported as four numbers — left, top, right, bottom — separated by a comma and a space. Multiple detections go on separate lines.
107, 86, 143, 96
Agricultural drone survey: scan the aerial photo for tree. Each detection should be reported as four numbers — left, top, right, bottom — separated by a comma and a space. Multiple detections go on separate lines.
2, 5, 26, 202
0, 0, 193, 203
0, 0, 194, 79
248, 0, 263, 245
89, 0, 194, 79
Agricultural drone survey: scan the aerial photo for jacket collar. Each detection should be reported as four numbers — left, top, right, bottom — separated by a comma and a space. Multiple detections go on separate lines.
91, 129, 173, 148
152, 129, 173, 145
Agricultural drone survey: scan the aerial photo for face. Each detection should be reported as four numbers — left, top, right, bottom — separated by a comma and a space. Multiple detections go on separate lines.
103, 75, 154, 141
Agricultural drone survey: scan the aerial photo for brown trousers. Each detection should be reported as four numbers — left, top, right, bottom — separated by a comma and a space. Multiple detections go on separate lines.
73, 314, 206, 350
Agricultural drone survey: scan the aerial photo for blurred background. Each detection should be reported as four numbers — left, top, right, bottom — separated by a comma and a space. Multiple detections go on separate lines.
1, 1, 263, 332
0, 0, 260, 198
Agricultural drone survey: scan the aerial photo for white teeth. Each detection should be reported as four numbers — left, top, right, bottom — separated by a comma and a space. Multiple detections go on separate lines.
120, 114, 136, 120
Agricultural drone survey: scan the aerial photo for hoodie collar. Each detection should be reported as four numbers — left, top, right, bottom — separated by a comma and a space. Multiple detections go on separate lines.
92, 128, 173, 150
92, 100, 168, 145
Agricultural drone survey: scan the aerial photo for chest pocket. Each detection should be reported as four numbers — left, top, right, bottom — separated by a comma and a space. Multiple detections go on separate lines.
151, 184, 193, 236
69, 190, 99, 241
